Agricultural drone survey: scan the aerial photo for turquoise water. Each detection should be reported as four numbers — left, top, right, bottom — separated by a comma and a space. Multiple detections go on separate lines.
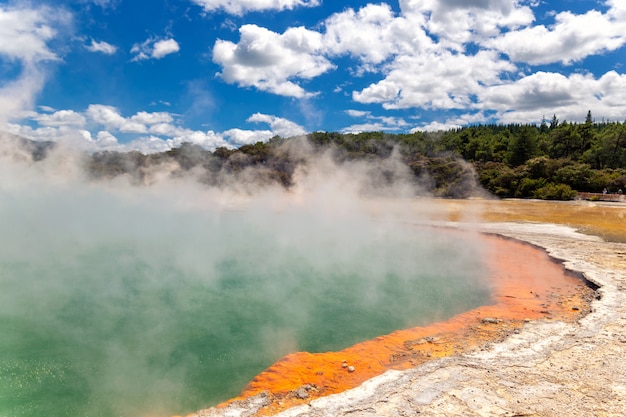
0, 185, 491, 417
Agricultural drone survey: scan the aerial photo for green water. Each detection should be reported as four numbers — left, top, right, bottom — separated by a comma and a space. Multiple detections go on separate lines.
0, 186, 491, 417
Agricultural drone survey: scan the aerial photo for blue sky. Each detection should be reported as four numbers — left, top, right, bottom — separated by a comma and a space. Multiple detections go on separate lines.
1, 0, 625, 153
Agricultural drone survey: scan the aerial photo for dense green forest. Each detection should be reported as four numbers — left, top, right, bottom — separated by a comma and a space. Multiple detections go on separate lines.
435, 112, 626, 199
9, 111, 626, 200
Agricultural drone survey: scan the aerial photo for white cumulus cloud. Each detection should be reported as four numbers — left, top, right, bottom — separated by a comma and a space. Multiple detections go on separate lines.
19, 105, 309, 154
479, 71, 626, 123
33, 110, 87, 127
223, 128, 273, 147
131, 37, 180, 61
213, 24, 334, 97
95, 130, 119, 147
353, 50, 515, 110
86, 105, 176, 134
400, 0, 534, 50
484, 7, 626, 65
152, 39, 180, 59
322, 3, 425, 65
247, 113, 307, 137
208, 0, 535, 106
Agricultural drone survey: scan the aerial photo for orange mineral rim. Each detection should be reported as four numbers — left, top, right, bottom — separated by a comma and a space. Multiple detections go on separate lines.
210, 231, 596, 417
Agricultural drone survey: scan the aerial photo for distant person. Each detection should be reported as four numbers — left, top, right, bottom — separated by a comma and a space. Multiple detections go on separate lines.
603, 188, 608, 195
619, 189, 623, 195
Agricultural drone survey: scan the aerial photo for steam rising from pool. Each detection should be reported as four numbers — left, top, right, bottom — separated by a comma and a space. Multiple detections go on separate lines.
0, 139, 491, 417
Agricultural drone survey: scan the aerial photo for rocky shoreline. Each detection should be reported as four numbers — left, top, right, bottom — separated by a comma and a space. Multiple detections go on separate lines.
188, 220, 626, 417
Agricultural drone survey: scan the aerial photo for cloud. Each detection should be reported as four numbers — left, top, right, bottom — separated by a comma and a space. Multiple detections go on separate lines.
247, 113, 307, 137
223, 128, 273, 147
86, 39, 118, 55
73, 127, 229, 154
353, 50, 515, 110
413, 112, 488, 132
210, 4, 426, 97
7, 118, 229, 154
5, 123, 95, 149
221, 113, 307, 147
130, 111, 174, 125
95, 130, 119, 147
169, 129, 229, 150
0, 5, 69, 121
320, 3, 482, 69
608, 0, 626, 18
190, 0, 321, 16
86, 104, 135, 131
213, 24, 334, 97
338, 0, 626, 121
484, 7, 626, 65
124, 136, 178, 153
340, 121, 403, 134
322, 3, 413, 64
82, 0, 120, 9
32, 110, 87, 127
0, 7, 59, 63
152, 39, 180, 59
149, 100, 172, 107
480, 72, 578, 111
399, 0, 534, 49
131, 37, 180, 61
6, 0, 626, 148
345, 110, 370, 118
341, 110, 409, 133
415, 120, 461, 132
86, 105, 179, 134
16, 104, 307, 154
479, 70, 626, 123
208, 0, 531, 105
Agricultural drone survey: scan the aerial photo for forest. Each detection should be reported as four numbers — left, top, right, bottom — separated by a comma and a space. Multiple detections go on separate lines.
434, 112, 626, 199
11, 111, 626, 200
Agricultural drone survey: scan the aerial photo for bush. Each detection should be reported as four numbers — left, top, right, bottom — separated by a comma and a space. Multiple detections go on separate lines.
477, 161, 518, 197
588, 169, 613, 192
515, 177, 547, 198
554, 163, 592, 190
609, 173, 626, 192
533, 183, 577, 200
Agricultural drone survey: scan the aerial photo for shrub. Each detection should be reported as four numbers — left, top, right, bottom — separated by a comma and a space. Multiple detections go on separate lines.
554, 163, 592, 190
533, 183, 577, 200
516, 177, 547, 198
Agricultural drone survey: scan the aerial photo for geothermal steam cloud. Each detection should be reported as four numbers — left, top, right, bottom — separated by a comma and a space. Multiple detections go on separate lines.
0, 136, 490, 417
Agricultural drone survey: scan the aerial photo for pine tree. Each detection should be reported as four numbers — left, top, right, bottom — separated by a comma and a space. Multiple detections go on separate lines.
579, 110, 595, 154
549, 114, 559, 130
508, 126, 538, 166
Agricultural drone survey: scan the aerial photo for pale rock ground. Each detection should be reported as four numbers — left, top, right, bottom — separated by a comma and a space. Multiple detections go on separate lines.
191, 222, 626, 417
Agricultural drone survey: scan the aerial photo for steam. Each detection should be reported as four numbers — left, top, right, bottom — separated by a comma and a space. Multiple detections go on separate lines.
0, 136, 491, 417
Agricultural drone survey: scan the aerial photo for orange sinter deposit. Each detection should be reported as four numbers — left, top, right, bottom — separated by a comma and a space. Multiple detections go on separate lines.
217, 231, 597, 416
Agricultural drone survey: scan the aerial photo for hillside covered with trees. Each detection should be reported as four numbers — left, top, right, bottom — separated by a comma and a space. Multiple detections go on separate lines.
436, 112, 626, 199
7, 111, 626, 200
